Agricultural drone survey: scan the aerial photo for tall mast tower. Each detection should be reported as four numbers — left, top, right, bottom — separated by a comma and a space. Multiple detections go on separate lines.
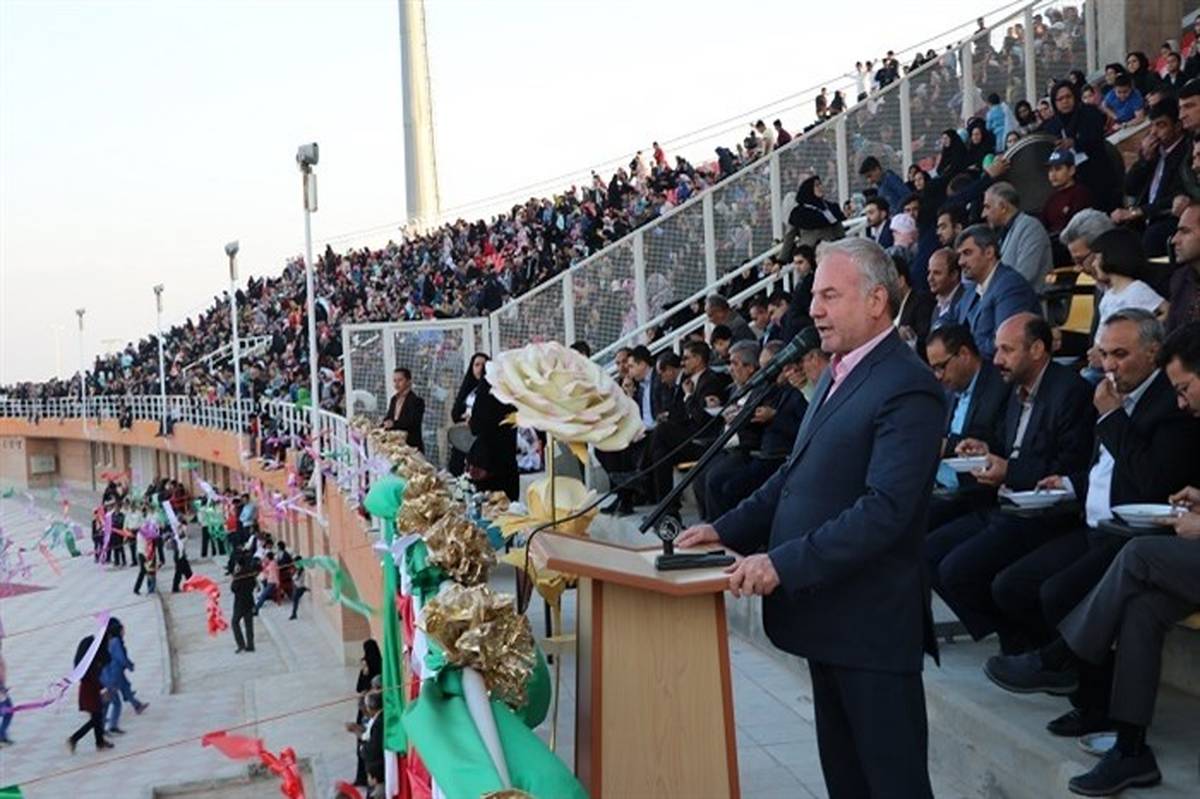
398, 0, 440, 227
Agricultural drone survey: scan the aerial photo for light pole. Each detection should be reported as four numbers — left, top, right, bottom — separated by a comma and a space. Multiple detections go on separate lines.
75, 308, 86, 430
297, 142, 323, 524
225, 240, 244, 440
153, 284, 168, 433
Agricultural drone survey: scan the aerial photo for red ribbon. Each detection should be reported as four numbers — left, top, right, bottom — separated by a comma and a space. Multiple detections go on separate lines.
201, 731, 306, 799
182, 575, 230, 637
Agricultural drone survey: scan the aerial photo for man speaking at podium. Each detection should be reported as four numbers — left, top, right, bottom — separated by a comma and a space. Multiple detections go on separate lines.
679, 238, 946, 798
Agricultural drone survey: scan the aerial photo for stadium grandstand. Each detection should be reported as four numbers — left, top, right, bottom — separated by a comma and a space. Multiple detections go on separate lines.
4, 0, 1200, 797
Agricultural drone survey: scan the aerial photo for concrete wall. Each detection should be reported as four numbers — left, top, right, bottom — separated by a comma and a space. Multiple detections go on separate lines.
1096, 0, 1184, 70
0, 417, 377, 665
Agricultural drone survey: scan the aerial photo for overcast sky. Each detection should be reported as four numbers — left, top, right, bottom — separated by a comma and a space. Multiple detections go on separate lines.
0, 0, 1008, 384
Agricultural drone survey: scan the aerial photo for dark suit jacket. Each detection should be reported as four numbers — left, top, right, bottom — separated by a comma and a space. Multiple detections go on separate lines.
930, 284, 966, 332
998, 362, 1096, 491
759, 385, 808, 455
669, 368, 732, 432
897, 289, 937, 354
384, 392, 425, 453
714, 331, 947, 672
943, 361, 1010, 456
959, 264, 1041, 359
1066, 370, 1200, 508
1126, 134, 1191, 222
360, 714, 385, 781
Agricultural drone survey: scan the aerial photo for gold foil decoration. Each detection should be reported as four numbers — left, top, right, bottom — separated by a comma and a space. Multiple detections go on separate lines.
396, 470, 456, 534
479, 491, 511, 522
421, 583, 535, 708
494, 476, 597, 540
482, 792, 535, 799
424, 511, 494, 587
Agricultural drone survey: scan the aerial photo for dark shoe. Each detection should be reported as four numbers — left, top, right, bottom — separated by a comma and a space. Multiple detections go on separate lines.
108, 727, 125, 735
245, 646, 255, 652
984, 651, 1078, 696
1068, 745, 1161, 796
599, 496, 622, 515
97, 740, 115, 750
133, 702, 148, 714
1047, 708, 1115, 738
235, 646, 245, 654
67, 737, 77, 754
288, 615, 297, 620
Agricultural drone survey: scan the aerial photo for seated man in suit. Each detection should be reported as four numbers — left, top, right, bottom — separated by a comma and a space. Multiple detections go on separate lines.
927, 247, 967, 332
985, 322, 1200, 797
381, 367, 425, 453
927, 313, 1096, 654
1113, 97, 1188, 258
955, 225, 1041, 359
925, 324, 1011, 530
598, 346, 660, 516
983, 182, 1055, 290
646, 340, 730, 515
701, 339, 808, 521
893, 255, 936, 357
985, 308, 1200, 656
864, 196, 894, 249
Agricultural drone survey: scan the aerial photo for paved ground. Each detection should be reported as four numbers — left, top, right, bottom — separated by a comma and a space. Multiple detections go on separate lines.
1, 489, 967, 799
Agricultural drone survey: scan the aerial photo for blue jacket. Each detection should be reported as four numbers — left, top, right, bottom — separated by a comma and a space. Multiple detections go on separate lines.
875, 170, 910, 216
714, 331, 947, 672
958, 263, 1041, 359
101, 637, 133, 688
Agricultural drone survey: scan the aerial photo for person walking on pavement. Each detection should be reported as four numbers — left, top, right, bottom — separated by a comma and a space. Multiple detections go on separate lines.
171, 528, 193, 593
100, 618, 148, 735
230, 553, 260, 653
67, 631, 113, 752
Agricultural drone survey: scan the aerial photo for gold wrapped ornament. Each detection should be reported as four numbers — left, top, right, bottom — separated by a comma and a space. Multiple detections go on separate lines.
421, 583, 535, 708
424, 511, 495, 587
396, 469, 456, 534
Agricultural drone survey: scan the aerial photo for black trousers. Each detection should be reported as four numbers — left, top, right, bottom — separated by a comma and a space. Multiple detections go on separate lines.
1060, 536, 1200, 726
133, 555, 148, 593
594, 438, 649, 501
172, 555, 193, 592
69, 710, 105, 746
647, 419, 701, 507
701, 452, 781, 522
992, 528, 1126, 648
231, 603, 255, 650
928, 510, 1072, 651
808, 661, 934, 799
201, 529, 226, 557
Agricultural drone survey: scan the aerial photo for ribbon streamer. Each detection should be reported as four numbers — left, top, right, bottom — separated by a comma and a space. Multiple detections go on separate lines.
37, 542, 61, 576
182, 575, 230, 637
10, 612, 110, 713
201, 731, 306, 799
293, 556, 376, 620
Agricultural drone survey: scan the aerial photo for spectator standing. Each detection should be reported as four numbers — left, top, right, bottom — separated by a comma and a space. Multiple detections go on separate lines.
67, 632, 113, 753
230, 554, 259, 653
100, 618, 148, 735
382, 367, 425, 453
1043, 81, 1118, 211
467, 376, 520, 500
864, 197, 894, 248
773, 120, 792, 147
254, 551, 280, 614
859, 156, 910, 213
783, 176, 845, 258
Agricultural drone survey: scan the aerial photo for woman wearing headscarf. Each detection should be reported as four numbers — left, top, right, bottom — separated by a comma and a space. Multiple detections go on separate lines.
781, 176, 845, 260
467, 375, 520, 500
448, 352, 489, 475
348, 639, 382, 787
1041, 79, 1118, 211
964, 119, 996, 171
100, 617, 148, 735
67, 627, 113, 752
934, 129, 970, 180
1126, 51, 1160, 97
1013, 100, 1041, 136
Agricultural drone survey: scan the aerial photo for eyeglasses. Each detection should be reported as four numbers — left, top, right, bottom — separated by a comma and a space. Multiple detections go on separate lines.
929, 351, 958, 376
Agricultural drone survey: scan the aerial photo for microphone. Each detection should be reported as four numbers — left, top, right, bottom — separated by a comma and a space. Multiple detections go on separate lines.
729, 326, 820, 400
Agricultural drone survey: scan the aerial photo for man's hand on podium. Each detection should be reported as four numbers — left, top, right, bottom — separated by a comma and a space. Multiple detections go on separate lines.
677, 523, 720, 548
725, 554, 780, 598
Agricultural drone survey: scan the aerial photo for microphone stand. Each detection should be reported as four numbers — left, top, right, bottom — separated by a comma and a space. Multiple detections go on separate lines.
640, 381, 775, 569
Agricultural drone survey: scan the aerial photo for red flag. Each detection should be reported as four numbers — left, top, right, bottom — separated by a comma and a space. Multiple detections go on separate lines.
201, 730, 263, 760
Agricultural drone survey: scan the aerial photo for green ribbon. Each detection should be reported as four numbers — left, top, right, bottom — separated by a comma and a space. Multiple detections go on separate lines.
294, 556, 376, 620
364, 475, 409, 755
402, 667, 586, 799
0, 785, 24, 798
64, 530, 81, 558
403, 539, 447, 607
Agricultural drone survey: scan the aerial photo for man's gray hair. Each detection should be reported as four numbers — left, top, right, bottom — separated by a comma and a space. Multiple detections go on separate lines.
729, 340, 761, 367
366, 691, 383, 712
816, 238, 903, 315
1102, 307, 1164, 349
985, 181, 1021, 209
705, 294, 731, 311
955, 224, 1001, 259
1059, 208, 1116, 247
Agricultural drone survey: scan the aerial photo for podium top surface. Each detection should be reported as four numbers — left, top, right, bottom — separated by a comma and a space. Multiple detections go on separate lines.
529, 532, 731, 597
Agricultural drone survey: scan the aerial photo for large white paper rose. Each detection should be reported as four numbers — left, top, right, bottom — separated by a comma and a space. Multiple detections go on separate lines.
485, 341, 644, 453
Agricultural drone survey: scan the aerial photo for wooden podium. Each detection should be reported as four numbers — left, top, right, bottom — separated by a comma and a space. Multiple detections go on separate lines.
531, 532, 740, 798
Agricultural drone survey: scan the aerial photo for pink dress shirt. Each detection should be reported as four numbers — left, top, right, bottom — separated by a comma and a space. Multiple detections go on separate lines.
824, 326, 894, 403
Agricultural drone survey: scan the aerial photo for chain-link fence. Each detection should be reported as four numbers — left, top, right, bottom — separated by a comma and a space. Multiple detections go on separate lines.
342, 318, 487, 468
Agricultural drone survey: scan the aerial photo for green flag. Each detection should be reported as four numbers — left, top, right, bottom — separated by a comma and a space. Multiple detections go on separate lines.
402, 668, 586, 799
0, 785, 24, 799
363, 474, 408, 754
